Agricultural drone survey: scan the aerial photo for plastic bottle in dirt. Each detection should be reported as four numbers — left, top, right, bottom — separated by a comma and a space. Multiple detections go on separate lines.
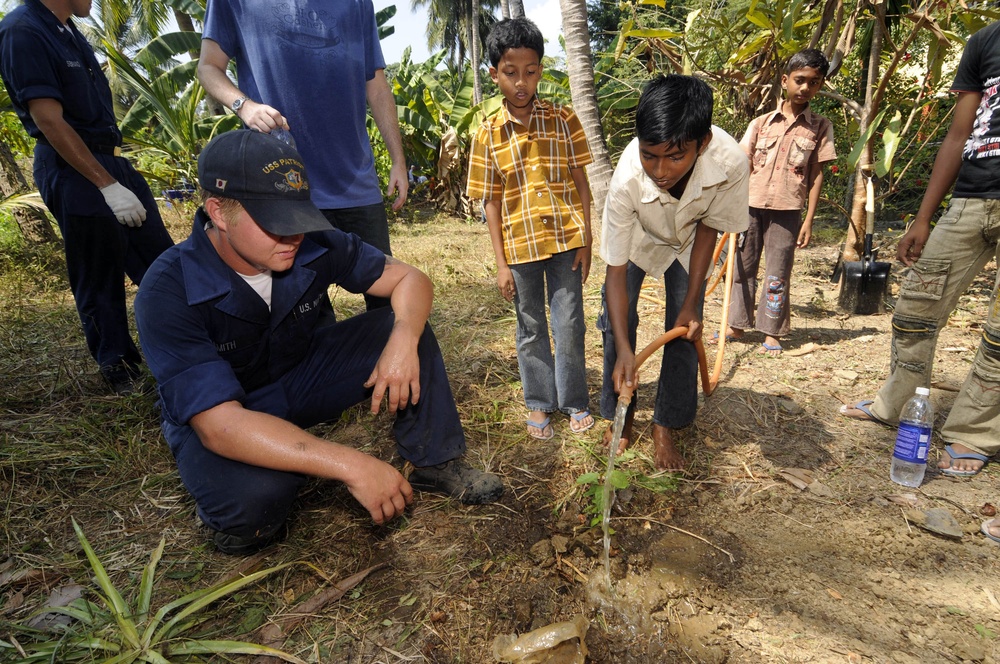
890, 387, 933, 487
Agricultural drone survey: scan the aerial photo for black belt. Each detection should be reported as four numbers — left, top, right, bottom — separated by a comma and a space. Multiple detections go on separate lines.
37, 137, 122, 156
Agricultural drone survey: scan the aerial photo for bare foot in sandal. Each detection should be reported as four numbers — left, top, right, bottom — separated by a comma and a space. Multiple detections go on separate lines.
653, 424, 685, 471
602, 408, 633, 455
526, 411, 554, 440
569, 409, 594, 433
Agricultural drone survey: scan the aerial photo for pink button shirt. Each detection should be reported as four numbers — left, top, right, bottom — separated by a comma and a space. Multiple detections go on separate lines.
741, 106, 836, 210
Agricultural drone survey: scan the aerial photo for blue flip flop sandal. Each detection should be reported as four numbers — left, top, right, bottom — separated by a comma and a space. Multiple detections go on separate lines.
838, 399, 892, 427
939, 444, 990, 477
526, 416, 554, 441
981, 519, 1000, 543
569, 410, 595, 434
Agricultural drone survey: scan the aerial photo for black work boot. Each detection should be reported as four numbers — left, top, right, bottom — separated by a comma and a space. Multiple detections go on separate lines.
99, 361, 145, 396
212, 526, 287, 556
408, 458, 504, 504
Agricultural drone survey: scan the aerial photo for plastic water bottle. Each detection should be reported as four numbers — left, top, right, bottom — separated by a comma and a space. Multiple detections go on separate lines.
890, 387, 933, 487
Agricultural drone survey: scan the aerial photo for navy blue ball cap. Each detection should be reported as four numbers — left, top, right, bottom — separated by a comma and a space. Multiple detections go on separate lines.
198, 130, 332, 235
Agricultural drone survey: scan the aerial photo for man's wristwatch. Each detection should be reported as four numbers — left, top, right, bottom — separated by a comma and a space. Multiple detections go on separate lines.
231, 95, 249, 113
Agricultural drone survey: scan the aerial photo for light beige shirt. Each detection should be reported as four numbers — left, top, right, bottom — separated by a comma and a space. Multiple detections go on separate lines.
601, 128, 749, 276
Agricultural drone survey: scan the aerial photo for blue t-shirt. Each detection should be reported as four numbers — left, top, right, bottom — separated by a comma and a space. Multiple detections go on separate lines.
952, 20, 1000, 199
203, 0, 386, 209
0, 0, 121, 146
135, 209, 385, 427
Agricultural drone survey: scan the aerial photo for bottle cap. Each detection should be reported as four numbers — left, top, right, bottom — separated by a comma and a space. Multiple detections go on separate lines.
916, 387, 930, 396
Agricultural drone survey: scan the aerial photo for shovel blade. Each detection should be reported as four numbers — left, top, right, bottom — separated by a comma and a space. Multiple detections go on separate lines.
838, 258, 891, 314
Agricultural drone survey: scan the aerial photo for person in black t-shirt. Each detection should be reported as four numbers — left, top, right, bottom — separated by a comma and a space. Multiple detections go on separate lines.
840, 21, 1000, 495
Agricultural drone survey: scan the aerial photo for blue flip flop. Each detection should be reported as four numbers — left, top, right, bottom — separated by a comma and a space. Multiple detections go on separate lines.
759, 342, 783, 354
569, 410, 595, 434
939, 444, 990, 477
526, 416, 554, 441
838, 399, 892, 427
981, 519, 1000, 543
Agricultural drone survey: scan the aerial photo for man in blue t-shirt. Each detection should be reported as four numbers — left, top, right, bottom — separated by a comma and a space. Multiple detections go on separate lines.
197, 0, 406, 310
136, 131, 502, 555
840, 22, 1000, 490
0, 0, 174, 394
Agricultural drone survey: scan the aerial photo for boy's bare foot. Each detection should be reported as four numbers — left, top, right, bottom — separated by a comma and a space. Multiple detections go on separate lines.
653, 424, 684, 471
569, 410, 595, 433
602, 409, 634, 455
526, 410, 554, 440
759, 335, 783, 356
708, 327, 744, 345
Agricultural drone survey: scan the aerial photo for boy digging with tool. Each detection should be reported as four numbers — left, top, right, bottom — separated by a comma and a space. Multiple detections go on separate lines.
600, 75, 749, 470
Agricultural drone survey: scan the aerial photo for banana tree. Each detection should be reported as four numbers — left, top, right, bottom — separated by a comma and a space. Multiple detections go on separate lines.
102, 33, 239, 189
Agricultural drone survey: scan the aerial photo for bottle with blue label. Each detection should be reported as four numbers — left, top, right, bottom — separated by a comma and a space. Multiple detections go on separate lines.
890, 387, 933, 487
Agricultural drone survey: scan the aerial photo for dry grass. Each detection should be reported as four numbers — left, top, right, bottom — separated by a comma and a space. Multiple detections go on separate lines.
7, 207, 992, 662
1, 205, 669, 663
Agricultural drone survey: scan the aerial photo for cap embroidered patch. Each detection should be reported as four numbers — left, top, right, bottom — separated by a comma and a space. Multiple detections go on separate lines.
215, 178, 227, 190
275, 169, 306, 193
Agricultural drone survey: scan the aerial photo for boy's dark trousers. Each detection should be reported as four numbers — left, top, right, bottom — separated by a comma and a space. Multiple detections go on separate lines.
597, 260, 705, 428
728, 207, 802, 337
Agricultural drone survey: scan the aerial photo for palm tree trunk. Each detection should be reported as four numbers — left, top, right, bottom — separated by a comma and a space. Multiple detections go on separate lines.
558, 0, 614, 217
472, 0, 483, 104
508, 0, 525, 18
0, 142, 57, 244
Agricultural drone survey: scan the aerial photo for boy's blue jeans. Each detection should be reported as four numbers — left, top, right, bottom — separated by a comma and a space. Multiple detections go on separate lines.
509, 249, 590, 416
598, 260, 704, 428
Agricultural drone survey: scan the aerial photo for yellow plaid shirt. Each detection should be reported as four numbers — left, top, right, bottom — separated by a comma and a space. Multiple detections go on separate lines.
466, 98, 593, 265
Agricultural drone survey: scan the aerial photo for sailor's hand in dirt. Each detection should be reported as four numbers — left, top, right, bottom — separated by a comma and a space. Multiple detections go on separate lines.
344, 452, 413, 525
497, 266, 516, 302
675, 306, 703, 341
365, 330, 421, 414
897, 220, 930, 267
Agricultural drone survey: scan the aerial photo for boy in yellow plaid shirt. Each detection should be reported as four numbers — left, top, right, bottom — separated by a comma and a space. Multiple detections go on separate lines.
466, 17, 594, 440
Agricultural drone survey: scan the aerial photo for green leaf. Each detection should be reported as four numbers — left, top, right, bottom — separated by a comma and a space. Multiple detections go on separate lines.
609, 469, 631, 490
874, 110, 902, 178
71, 519, 141, 648
846, 109, 888, 173
136, 538, 166, 622
135, 31, 202, 65
975, 623, 997, 639
148, 562, 298, 645
576, 472, 600, 485
623, 28, 683, 40
163, 0, 204, 21
166, 640, 309, 662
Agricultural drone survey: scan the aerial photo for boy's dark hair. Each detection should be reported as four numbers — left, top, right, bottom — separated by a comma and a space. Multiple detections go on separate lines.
785, 48, 829, 76
635, 74, 713, 147
486, 17, 544, 67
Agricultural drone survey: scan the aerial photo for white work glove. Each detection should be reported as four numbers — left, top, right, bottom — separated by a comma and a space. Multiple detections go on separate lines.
100, 181, 146, 227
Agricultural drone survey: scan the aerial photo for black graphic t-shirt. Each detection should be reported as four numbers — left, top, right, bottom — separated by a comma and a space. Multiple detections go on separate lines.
953, 20, 1000, 198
